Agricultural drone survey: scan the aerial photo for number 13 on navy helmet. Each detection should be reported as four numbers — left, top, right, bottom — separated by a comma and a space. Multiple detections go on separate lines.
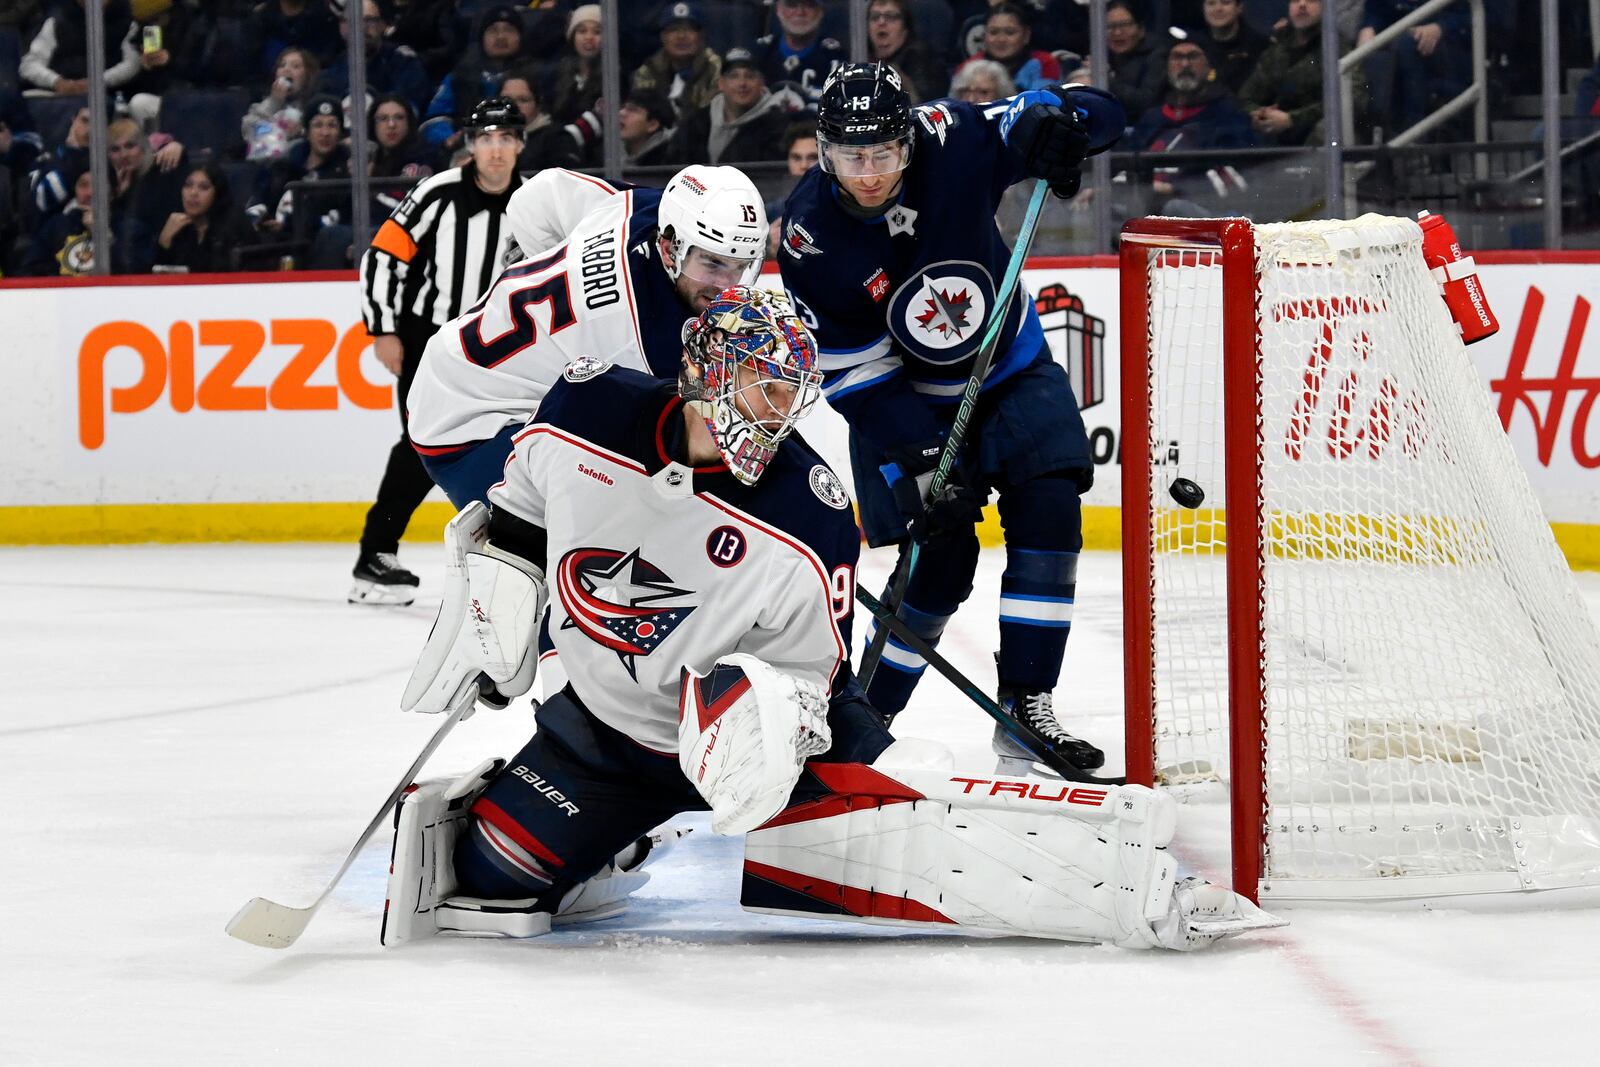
815, 62, 914, 178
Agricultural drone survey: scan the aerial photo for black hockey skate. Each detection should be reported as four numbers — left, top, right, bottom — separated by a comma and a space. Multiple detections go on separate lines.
349, 550, 420, 606
991, 686, 1106, 775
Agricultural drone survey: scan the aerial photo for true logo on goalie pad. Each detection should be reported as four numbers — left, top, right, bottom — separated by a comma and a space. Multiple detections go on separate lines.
808, 465, 850, 510
563, 354, 612, 383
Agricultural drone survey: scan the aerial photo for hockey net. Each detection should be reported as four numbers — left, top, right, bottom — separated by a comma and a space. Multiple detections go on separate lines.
1120, 214, 1600, 902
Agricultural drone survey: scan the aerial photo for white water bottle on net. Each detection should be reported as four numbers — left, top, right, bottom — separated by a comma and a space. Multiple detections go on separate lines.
1119, 213, 1600, 903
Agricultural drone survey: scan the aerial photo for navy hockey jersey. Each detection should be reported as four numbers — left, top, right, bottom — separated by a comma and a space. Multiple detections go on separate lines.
489, 366, 861, 752
777, 87, 1121, 450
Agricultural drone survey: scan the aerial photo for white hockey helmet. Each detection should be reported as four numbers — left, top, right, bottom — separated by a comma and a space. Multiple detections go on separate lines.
657, 165, 766, 289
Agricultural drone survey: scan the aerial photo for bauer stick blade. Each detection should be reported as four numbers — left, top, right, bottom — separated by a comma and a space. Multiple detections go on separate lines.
225, 680, 479, 949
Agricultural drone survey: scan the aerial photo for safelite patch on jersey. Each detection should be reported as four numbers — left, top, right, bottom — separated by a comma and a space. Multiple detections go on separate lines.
809, 465, 850, 510
563, 354, 612, 382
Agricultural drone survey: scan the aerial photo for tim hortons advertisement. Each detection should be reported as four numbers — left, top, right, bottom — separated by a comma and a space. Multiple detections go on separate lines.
0, 258, 1594, 538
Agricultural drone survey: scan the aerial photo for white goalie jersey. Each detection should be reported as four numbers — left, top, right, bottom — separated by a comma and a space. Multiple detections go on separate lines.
404, 171, 685, 450
487, 366, 861, 753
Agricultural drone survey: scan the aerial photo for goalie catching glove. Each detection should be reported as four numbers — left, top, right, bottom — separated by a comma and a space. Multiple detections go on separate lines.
402, 501, 547, 716
679, 654, 832, 835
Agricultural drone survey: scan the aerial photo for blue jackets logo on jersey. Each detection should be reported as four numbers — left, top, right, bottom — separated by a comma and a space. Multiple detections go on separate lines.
563, 354, 613, 382
888, 260, 994, 363
556, 547, 698, 679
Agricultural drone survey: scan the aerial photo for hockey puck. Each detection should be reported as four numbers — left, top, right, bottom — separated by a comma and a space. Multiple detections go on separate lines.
1169, 477, 1206, 509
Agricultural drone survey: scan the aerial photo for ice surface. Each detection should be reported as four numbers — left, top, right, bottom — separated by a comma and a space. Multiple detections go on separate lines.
4, 543, 1599, 1065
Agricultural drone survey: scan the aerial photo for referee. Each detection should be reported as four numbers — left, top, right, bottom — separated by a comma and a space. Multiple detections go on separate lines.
350, 97, 527, 605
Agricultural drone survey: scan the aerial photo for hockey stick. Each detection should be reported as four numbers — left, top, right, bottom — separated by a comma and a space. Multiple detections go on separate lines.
859, 179, 1052, 686
225, 680, 479, 950
856, 583, 1124, 786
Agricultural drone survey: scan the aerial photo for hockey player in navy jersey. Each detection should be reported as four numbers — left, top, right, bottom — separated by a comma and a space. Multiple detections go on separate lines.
778, 62, 1125, 773
380, 285, 1279, 952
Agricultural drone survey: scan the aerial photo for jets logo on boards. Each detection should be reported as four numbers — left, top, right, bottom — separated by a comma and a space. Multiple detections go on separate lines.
783, 218, 823, 259
914, 103, 957, 145
886, 260, 995, 364
809, 465, 850, 510
563, 354, 612, 382
556, 547, 697, 679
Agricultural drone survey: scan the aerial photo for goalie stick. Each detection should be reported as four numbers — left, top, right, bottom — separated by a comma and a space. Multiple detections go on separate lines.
225, 680, 480, 950
856, 582, 1124, 786
859, 179, 1052, 686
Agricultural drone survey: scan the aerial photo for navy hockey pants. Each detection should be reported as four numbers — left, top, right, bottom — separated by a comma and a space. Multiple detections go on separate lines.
453, 681, 894, 909
850, 353, 1093, 714
416, 424, 521, 511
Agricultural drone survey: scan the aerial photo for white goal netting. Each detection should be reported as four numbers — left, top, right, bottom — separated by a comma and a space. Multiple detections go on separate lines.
1141, 214, 1600, 899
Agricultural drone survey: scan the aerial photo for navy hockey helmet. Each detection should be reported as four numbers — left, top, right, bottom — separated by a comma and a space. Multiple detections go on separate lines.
815, 62, 914, 177
465, 96, 526, 138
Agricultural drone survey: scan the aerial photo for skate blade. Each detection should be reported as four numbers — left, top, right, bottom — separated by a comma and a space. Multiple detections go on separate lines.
993, 754, 1067, 781
348, 578, 417, 606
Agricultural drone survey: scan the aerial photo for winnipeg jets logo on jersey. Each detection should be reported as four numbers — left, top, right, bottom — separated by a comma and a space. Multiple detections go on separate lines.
563, 354, 612, 382
888, 261, 995, 363
556, 547, 697, 679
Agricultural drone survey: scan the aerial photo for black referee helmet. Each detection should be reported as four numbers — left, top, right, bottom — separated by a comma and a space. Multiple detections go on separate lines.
466, 96, 526, 138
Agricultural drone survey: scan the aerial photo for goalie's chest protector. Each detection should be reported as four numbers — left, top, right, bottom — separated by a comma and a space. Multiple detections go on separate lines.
497, 370, 856, 753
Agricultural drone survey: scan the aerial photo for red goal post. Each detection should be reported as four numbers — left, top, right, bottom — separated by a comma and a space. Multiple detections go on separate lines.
1119, 217, 1266, 902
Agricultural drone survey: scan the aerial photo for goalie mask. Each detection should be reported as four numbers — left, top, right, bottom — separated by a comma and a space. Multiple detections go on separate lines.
680, 287, 821, 486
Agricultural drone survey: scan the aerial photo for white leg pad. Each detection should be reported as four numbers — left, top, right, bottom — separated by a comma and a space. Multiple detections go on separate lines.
742, 747, 1283, 950
382, 758, 503, 947
385, 762, 671, 945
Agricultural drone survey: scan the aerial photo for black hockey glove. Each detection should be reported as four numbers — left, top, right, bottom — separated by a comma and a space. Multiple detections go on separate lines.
1003, 91, 1092, 199
880, 438, 984, 545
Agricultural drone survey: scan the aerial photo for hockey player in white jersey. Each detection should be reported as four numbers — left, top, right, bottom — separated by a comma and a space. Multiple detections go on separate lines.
381, 286, 1280, 951
405, 164, 768, 511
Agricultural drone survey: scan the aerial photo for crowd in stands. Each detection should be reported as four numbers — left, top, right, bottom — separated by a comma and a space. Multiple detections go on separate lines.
0, 0, 1586, 276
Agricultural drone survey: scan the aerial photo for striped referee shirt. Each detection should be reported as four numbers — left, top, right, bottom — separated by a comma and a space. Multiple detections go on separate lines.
360, 162, 526, 334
